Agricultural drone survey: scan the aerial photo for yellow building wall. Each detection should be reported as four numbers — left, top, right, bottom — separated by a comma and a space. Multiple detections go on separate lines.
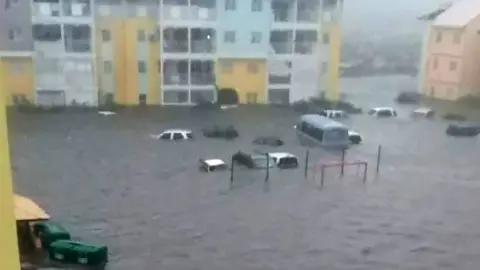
326, 23, 341, 102
0, 58, 21, 270
0, 57, 34, 106
216, 59, 266, 104
102, 19, 160, 105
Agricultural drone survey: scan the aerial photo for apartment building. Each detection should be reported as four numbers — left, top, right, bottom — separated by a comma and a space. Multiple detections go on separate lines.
0, 0, 344, 106
420, 0, 480, 100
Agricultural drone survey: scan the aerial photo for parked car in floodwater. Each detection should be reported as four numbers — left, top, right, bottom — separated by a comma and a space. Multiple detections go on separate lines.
152, 129, 194, 140
202, 125, 238, 139
268, 152, 299, 169
252, 136, 284, 147
232, 151, 276, 169
295, 114, 350, 148
348, 130, 362, 144
319, 110, 348, 119
446, 124, 480, 137
199, 158, 228, 172
412, 107, 435, 118
368, 107, 398, 117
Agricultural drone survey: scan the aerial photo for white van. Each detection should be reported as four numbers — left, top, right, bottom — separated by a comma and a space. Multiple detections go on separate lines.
319, 110, 348, 119
368, 107, 397, 117
268, 152, 299, 169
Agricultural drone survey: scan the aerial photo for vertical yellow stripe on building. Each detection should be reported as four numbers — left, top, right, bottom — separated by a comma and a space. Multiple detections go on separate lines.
0, 58, 21, 270
124, 19, 139, 105
0, 58, 35, 106
146, 20, 160, 105
326, 23, 341, 103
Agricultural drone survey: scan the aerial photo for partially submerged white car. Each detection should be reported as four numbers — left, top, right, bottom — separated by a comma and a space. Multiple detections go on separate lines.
199, 158, 227, 172
348, 130, 362, 144
151, 129, 193, 141
412, 107, 435, 118
268, 152, 299, 169
368, 107, 397, 117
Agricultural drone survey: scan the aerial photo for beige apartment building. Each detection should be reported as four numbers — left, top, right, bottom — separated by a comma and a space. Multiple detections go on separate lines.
420, 0, 480, 101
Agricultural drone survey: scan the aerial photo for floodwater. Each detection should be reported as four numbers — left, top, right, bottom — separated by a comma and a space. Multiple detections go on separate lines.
10, 75, 480, 270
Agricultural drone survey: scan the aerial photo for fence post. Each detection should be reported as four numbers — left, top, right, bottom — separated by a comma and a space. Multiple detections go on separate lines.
304, 149, 309, 179
320, 165, 325, 187
376, 145, 382, 173
340, 147, 346, 176
230, 155, 234, 184
265, 153, 270, 182
363, 163, 368, 183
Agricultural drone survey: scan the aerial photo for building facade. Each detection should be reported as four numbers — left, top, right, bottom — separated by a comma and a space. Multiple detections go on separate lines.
420, 0, 480, 100
0, 0, 343, 106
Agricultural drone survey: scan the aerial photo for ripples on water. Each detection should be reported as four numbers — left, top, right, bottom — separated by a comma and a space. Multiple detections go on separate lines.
10, 76, 480, 270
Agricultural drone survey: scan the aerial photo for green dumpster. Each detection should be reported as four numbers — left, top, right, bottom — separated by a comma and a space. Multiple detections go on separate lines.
32, 221, 71, 249
48, 240, 108, 267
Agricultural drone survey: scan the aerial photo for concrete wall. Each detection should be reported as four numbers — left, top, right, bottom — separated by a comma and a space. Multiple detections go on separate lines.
0, 0, 33, 52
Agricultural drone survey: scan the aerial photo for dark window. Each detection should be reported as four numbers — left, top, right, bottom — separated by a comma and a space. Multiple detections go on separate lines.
186, 132, 193, 139
173, 133, 183, 140
377, 110, 393, 117
33, 24, 62, 41
160, 133, 171, 140
139, 94, 147, 105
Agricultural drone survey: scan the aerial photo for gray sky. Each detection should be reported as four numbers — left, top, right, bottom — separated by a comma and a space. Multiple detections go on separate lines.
342, 0, 452, 38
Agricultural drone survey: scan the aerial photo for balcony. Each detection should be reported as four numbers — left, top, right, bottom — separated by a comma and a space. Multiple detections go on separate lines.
33, 24, 64, 54
190, 60, 215, 85
163, 28, 188, 53
64, 24, 91, 53
294, 30, 317, 54
162, 0, 189, 21
63, 0, 91, 17
297, 0, 319, 22
190, 0, 216, 21
190, 28, 216, 53
271, 0, 295, 22
163, 60, 189, 85
32, 0, 61, 17
270, 30, 293, 54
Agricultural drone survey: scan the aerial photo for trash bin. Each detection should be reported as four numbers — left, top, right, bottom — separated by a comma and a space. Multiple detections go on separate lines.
48, 240, 108, 267
32, 221, 71, 249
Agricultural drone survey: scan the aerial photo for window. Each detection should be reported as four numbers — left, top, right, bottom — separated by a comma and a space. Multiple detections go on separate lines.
436, 32, 442, 43
32, 24, 62, 41
160, 133, 171, 140
137, 30, 146, 41
450, 61, 457, 71
101, 29, 110, 42
453, 32, 462, 44
98, 5, 110, 16
251, 32, 262, 43
221, 61, 233, 73
322, 33, 329, 44
247, 62, 258, 73
8, 28, 21, 41
433, 58, 438, 69
139, 94, 147, 105
224, 31, 236, 43
172, 133, 183, 140
225, 0, 236, 10
103, 61, 112, 73
136, 6, 147, 17
138, 61, 146, 73
252, 0, 262, 11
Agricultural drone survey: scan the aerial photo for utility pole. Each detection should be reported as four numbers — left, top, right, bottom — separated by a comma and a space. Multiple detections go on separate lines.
0, 62, 21, 269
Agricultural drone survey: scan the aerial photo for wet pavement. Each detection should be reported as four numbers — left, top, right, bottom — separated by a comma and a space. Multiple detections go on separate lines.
10, 75, 480, 270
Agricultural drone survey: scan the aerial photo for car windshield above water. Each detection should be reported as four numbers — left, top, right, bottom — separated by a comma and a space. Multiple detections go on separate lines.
251, 155, 276, 169
368, 107, 397, 117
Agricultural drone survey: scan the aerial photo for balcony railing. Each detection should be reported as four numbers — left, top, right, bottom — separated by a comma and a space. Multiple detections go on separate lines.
32, 3, 61, 17
162, 5, 189, 20
64, 39, 91, 53
190, 73, 214, 85
294, 41, 316, 54
270, 42, 293, 54
163, 41, 188, 53
63, 3, 91, 16
163, 73, 189, 85
297, 11, 318, 22
190, 40, 215, 53
268, 74, 291, 84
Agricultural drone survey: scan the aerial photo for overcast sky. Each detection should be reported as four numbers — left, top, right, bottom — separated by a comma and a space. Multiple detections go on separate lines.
342, 0, 453, 38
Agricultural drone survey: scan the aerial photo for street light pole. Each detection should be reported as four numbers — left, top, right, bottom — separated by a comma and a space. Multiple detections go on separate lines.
0, 63, 21, 270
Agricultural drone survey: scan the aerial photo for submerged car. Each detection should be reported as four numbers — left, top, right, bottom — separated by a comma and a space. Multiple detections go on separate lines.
446, 124, 480, 137
153, 129, 193, 140
412, 107, 435, 118
199, 158, 228, 172
252, 136, 284, 147
268, 152, 299, 169
368, 107, 398, 117
202, 125, 238, 139
319, 110, 348, 119
232, 151, 276, 169
348, 130, 362, 144
395, 92, 421, 104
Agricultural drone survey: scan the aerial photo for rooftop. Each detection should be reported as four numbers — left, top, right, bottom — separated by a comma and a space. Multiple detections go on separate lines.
432, 0, 480, 28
